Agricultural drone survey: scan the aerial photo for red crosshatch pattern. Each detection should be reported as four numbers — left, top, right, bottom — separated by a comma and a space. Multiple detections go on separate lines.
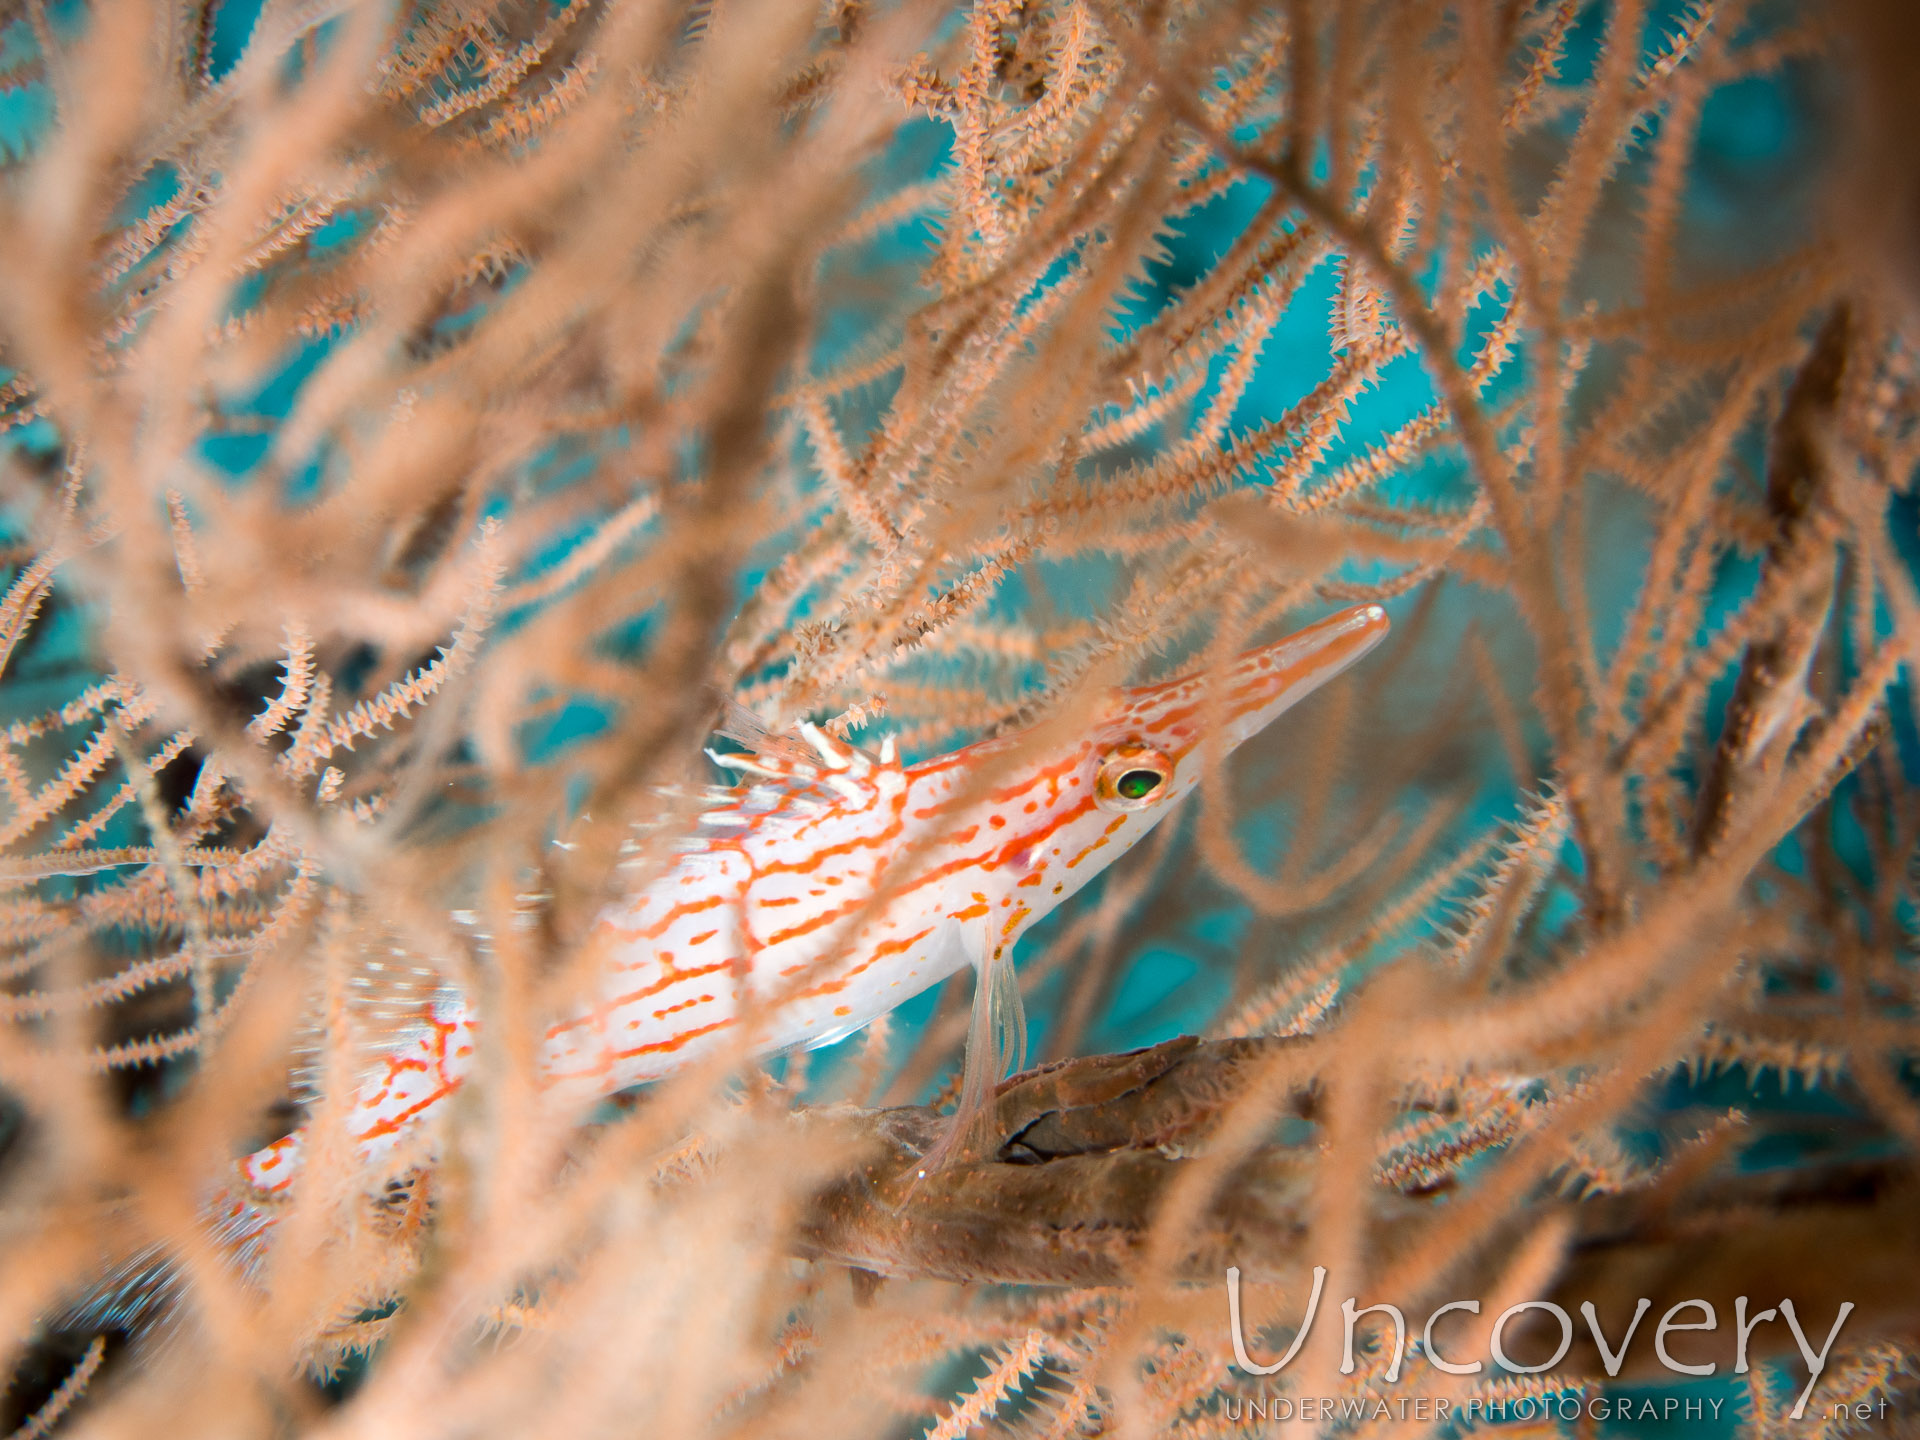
220, 605, 1388, 1248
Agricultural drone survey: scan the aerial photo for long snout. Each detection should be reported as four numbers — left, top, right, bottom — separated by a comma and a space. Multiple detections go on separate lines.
1117, 604, 1391, 753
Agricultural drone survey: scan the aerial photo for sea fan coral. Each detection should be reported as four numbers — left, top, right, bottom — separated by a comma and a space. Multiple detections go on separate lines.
0, 0, 1916, 1435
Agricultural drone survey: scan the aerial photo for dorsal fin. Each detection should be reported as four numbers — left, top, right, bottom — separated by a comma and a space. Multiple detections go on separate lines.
710, 693, 822, 772
711, 691, 888, 770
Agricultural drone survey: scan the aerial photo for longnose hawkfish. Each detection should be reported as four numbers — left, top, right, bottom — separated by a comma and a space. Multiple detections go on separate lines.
221, 603, 1389, 1253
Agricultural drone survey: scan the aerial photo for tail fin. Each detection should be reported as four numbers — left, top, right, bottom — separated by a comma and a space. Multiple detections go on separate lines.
42, 1244, 184, 1342
13, 1161, 286, 1399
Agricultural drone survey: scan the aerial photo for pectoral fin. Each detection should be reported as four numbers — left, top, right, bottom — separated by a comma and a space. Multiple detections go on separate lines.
918, 919, 1026, 1174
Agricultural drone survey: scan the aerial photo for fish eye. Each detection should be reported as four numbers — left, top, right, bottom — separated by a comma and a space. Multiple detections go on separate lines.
1095, 744, 1175, 813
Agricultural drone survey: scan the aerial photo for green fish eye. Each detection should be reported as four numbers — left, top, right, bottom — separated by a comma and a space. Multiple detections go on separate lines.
1117, 769, 1162, 800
